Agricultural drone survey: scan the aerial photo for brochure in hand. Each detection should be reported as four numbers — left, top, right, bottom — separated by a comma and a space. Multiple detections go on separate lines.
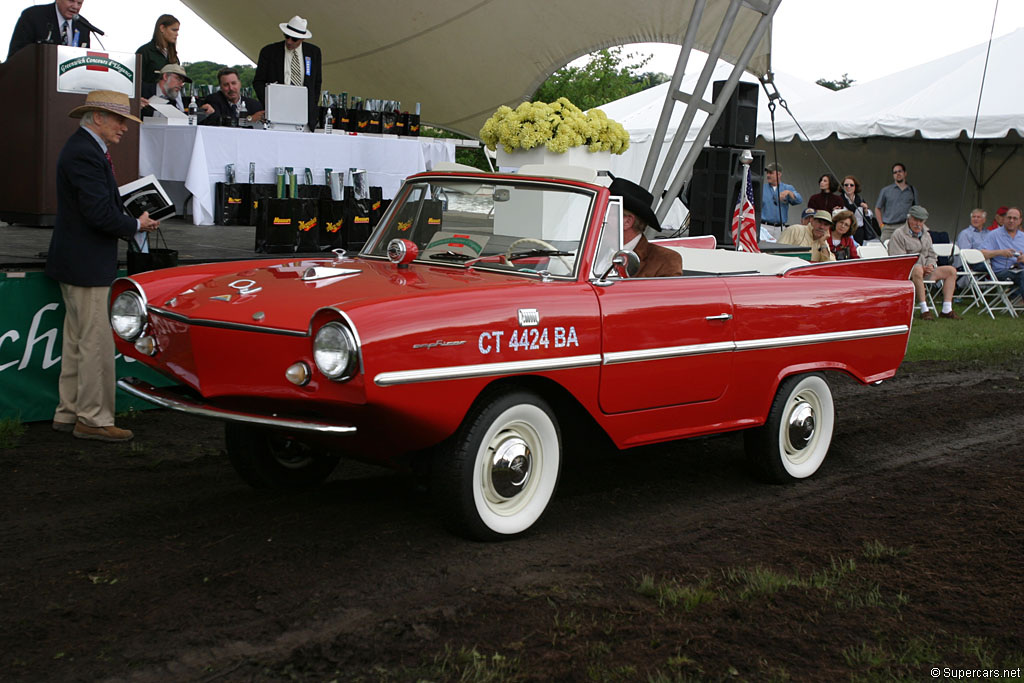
119, 175, 176, 222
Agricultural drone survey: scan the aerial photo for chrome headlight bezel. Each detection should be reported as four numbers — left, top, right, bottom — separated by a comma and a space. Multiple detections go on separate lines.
313, 322, 358, 381
110, 291, 147, 341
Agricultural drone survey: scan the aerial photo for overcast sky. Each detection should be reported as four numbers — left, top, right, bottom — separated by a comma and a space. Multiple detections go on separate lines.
2, 0, 1021, 87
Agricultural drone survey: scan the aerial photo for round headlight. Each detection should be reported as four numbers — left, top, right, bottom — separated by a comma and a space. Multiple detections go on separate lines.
314, 322, 357, 380
110, 291, 146, 341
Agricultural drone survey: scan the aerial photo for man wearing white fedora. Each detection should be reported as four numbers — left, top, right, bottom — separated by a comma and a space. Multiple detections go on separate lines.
253, 15, 323, 132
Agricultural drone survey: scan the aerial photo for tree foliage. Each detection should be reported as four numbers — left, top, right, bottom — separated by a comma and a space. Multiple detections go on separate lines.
533, 47, 668, 110
815, 73, 855, 91
184, 61, 256, 90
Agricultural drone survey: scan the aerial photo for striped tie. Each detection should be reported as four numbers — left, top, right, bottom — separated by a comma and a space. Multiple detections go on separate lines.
61, 21, 69, 46
290, 50, 302, 86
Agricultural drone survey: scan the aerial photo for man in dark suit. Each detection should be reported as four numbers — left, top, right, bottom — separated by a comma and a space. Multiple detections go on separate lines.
609, 178, 683, 277
46, 89, 160, 442
199, 67, 265, 125
252, 16, 322, 132
7, 0, 92, 60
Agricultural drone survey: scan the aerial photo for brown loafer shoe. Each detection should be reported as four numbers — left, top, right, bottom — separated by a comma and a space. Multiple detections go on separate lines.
52, 420, 75, 433
73, 422, 134, 442
939, 310, 962, 320
919, 310, 936, 321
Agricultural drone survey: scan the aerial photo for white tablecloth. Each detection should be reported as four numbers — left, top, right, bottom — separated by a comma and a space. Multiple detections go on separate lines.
139, 125, 456, 225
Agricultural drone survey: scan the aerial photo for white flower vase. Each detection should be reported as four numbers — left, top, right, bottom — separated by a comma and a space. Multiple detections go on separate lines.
496, 146, 613, 172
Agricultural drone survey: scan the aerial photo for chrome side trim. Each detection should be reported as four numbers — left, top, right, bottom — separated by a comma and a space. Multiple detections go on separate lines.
603, 325, 908, 366
604, 341, 735, 365
148, 307, 307, 337
733, 325, 909, 351
374, 353, 602, 387
116, 377, 356, 435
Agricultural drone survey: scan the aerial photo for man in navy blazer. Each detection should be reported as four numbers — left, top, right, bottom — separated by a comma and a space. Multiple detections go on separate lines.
7, 0, 92, 60
252, 16, 322, 132
46, 90, 160, 442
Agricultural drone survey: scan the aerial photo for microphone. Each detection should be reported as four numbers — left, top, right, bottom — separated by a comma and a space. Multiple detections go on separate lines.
70, 13, 104, 36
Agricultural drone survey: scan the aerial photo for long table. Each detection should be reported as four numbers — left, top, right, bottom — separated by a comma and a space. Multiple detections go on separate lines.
139, 125, 456, 225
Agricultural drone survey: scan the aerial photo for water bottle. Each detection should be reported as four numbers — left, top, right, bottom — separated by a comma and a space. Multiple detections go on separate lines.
324, 106, 333, 134
187, 95, 197, 125
237, 97, 247, 122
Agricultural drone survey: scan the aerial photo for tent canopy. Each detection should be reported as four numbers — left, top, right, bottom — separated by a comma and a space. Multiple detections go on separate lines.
765, 28, 1024, 141
182, 0, 772, 137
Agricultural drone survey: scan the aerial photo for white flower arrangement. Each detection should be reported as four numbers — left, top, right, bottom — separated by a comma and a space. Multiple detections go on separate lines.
480, 97, 630, 155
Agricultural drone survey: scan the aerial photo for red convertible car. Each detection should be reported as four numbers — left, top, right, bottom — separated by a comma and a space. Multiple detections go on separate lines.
111, 164, 917, 540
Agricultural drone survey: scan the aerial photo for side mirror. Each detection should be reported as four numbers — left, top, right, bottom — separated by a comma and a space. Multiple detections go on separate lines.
598, 249, 640, 282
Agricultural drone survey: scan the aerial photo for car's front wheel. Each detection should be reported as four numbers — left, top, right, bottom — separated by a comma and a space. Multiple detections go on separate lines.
433, 389, 562, 541
745, 373, 834, 483
225, 424, 340, 491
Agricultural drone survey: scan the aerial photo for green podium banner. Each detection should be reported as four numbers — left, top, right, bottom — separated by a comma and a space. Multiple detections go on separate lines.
1, 271, 173, 423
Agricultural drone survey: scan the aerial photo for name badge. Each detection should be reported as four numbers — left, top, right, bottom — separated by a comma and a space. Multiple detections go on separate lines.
72, 29, 80, 47
305, 56, 311, 77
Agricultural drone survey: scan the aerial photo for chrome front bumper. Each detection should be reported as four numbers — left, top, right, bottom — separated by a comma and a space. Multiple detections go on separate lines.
116, 377, 357, 435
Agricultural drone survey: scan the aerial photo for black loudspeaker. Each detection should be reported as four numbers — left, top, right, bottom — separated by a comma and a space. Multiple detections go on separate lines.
710, 81, 758, 149
687, 147, 765, 246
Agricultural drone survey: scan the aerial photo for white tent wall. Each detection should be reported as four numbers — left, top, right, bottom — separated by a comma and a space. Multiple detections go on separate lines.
754, 133, 1024, 238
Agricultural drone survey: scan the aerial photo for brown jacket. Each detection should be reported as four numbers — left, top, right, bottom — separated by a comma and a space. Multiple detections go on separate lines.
634, 235, 683, 277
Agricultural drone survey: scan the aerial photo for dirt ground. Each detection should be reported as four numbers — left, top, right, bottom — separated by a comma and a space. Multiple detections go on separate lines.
2, 359, 1023, 682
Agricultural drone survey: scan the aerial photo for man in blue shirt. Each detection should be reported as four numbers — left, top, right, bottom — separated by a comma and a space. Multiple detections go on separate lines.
760, 162, 802, 240
981, 206, 1024, 301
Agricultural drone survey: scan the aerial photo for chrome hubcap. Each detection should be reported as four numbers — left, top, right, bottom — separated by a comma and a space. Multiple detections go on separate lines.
787, 400, 816, 451
488, 430, 533, 500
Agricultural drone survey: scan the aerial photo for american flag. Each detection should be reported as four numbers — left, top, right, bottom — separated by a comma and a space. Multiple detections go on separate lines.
731, 163, 760, 253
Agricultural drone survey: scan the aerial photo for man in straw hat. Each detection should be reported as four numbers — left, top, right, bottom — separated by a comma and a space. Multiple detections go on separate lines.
253, 15, 322, 132
46, 90, 161, 442
608, 178, 682, 277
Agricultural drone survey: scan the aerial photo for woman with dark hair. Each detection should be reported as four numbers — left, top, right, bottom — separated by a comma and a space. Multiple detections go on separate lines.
828, 210, 860, 260
840, 175, 877, 241
136, 15, 180, 87
808, 173, 844, 213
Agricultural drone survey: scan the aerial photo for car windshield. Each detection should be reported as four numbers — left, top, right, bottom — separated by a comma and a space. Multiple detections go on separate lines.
361, 177, 595, 277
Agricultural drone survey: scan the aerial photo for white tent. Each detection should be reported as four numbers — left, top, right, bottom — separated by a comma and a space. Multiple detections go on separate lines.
181, 0, 773, 138
752, 29, 1024, 236
598, 61, 828, 185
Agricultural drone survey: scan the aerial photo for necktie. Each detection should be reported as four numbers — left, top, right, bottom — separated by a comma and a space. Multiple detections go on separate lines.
290, 50, 302, 86
61, 21, 69, 46
105, 151, 116, 180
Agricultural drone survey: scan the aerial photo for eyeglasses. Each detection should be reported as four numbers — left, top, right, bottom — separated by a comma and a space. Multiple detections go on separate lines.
842, 183, 855, 187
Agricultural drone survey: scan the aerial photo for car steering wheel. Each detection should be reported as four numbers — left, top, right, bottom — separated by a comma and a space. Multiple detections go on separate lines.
506, 238, 573, 274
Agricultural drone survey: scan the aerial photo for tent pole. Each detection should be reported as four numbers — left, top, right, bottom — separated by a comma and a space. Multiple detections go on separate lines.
656, 0, 780, 222
639, 0, 707, 191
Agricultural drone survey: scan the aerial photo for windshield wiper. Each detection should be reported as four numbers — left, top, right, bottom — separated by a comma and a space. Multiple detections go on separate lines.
508, 249, 574, 260
429, 251, 473, 261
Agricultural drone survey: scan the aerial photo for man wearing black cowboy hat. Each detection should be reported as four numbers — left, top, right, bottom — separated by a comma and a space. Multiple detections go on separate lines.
252, 15, 323, 132
609, 178, 683, 277
46, 90, 160, 442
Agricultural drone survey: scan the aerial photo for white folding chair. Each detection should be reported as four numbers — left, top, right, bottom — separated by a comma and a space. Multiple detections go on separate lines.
960, 248, 1018, 318
925, 243, 960, 313
858, 243, 889, 259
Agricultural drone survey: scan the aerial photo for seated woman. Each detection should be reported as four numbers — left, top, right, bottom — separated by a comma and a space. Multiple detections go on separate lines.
828, 210, 860, 260
807, 173, 844, 213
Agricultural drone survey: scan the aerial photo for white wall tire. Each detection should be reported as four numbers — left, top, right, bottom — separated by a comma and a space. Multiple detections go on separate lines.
745, 373, 834, 483
434, 389, 561, 540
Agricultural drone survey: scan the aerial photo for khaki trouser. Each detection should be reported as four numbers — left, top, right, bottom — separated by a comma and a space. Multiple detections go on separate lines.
880, 221, 906, 245
55, 283, 116, 428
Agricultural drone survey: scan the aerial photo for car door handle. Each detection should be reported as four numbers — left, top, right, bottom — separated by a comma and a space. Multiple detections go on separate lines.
705, 313, 733, 321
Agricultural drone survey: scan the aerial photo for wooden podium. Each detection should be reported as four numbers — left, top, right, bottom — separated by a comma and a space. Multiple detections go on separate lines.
0, 44, 141, 226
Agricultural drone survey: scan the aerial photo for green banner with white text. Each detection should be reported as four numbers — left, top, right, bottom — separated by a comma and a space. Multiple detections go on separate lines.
0, 271, 174, 423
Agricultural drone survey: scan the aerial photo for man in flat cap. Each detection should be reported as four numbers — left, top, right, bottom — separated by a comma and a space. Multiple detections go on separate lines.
253, 15, 323, 132
46, 90, 160, 441
888, 205, 961, 320
609, 178, 682, 277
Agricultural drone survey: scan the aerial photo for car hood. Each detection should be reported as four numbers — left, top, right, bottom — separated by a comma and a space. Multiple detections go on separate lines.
139, 256, 538, 333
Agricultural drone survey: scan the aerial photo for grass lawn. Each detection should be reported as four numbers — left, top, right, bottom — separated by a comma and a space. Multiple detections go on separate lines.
904, 304, 1022, 363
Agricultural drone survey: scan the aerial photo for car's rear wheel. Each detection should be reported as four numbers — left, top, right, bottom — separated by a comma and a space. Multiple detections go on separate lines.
745, 373, 834, 483
225, 424, 340, 491
433, 389, 561, 541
